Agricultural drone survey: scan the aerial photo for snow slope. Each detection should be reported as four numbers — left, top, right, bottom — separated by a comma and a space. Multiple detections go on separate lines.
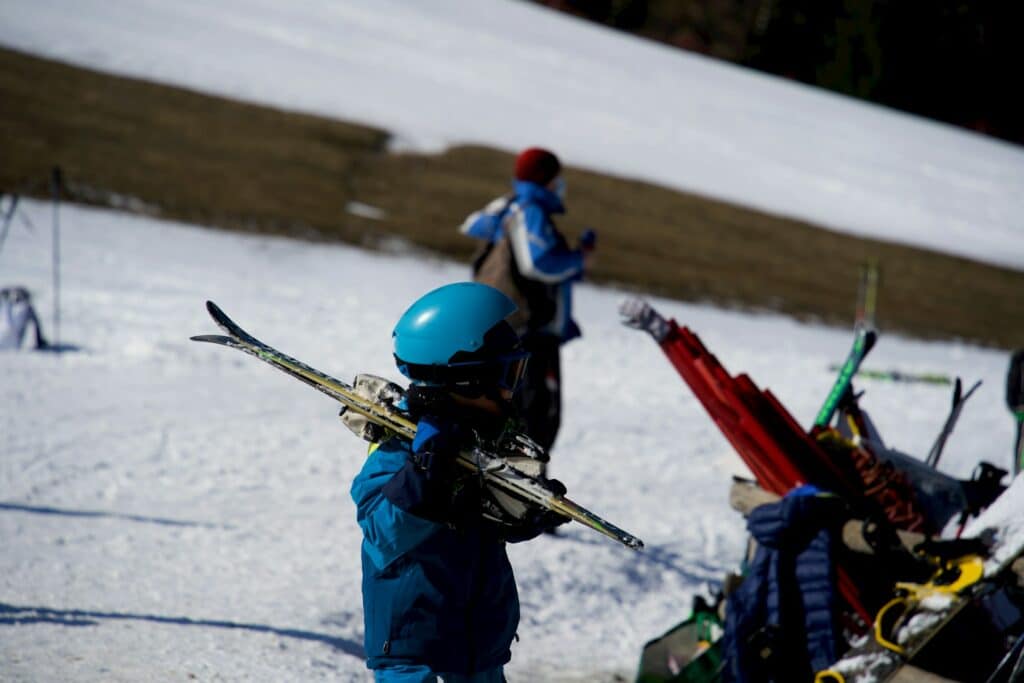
0, 201, 1015, 681
2, 0, 1024, 269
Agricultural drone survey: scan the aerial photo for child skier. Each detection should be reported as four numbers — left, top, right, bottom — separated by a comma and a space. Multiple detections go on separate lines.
350, 282, 567, 682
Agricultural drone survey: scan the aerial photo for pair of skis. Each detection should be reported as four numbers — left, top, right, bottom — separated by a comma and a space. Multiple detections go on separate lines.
191, 301, 643, 551
813, 262, 977, 473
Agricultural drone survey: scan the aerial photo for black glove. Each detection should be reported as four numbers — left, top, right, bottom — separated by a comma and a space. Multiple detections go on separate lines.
529, 504, 571, 532
498, 478, 571, 543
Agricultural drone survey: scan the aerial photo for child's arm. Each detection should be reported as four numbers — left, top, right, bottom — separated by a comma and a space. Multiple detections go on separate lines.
380, 417, 461, 523
351, 417, 463, 570
351, 441, 442, 571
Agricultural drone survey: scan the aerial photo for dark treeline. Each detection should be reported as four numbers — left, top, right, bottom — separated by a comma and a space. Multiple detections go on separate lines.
534, 0, 1024, 147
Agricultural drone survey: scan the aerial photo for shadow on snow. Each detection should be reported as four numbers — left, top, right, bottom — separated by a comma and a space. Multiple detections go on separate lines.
545, 527, 723, 587
36, 342, 85, 354
0, 502, 231, 529
0, 602, 365, 659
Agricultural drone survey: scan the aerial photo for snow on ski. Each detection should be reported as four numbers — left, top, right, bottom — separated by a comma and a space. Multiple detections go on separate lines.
192, 301, 644, 551
822, 475, 1024, 682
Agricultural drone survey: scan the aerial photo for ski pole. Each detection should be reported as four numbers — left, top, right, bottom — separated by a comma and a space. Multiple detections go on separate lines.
0, 193, 19, 256
51, 167, 61, 350
925, 378, 982, 469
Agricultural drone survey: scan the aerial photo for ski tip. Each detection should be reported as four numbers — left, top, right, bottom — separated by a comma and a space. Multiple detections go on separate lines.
205, 300, 223, 317
190, 334, 233, 345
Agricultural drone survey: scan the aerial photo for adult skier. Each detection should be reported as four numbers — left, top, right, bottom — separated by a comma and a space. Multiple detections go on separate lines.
459, 147, 596, 459
0, 286, 47, 350
351, 282, 567, 683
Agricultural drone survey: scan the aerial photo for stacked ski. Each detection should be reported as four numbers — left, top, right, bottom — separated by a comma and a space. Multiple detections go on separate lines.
822, 476, 1024, 682
625, 297, 1022, 681
624, 285, 1020, 681
648, 317, 877, 624
191, 301, 643, 551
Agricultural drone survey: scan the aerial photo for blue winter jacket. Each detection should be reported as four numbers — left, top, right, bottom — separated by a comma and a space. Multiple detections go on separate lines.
350, 436, 520, 674
460, 180, 584, 342
722, 493, 841, 682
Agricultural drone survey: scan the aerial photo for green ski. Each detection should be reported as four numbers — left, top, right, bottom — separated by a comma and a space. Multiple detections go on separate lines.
815, 262, 879, 429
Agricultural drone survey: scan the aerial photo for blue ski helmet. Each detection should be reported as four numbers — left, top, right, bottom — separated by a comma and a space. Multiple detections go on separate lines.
393, 283, 528, 392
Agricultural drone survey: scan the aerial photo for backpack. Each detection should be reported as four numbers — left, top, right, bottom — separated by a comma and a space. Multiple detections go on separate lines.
470, 200, 556, 337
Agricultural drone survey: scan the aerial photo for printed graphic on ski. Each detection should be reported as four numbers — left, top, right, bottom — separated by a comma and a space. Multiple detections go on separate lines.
192, 301, 644, 550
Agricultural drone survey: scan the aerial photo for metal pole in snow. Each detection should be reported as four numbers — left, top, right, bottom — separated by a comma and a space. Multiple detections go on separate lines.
0, 193, 19, 256
51, 167, 61, 350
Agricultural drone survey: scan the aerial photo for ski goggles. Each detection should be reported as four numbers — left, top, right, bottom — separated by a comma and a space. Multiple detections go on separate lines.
399, 349, 530, 392
462, 349, 530, 392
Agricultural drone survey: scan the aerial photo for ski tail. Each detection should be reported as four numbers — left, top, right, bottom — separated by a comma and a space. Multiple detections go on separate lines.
190, 332, 417, 438
813, 327, 877, 429
814, 262, 881, 430
855, 261, 880, 330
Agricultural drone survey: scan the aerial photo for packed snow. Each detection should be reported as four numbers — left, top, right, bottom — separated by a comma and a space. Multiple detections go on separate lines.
967, 475, 1024, 576
2, 0, 1024, 269
2, 1, 1022, 680
0, 200, 1016, 681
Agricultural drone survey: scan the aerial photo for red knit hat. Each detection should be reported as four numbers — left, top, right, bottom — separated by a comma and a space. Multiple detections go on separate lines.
514, 148, 561, 186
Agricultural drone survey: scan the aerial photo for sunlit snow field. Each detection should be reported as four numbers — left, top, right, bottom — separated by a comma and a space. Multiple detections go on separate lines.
1, 0, 1023, 269
0, 201, 1014, 681
1, 0, 1022, 679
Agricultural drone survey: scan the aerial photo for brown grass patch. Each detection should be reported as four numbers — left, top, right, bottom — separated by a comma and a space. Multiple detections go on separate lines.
2, 46, 1021, 348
